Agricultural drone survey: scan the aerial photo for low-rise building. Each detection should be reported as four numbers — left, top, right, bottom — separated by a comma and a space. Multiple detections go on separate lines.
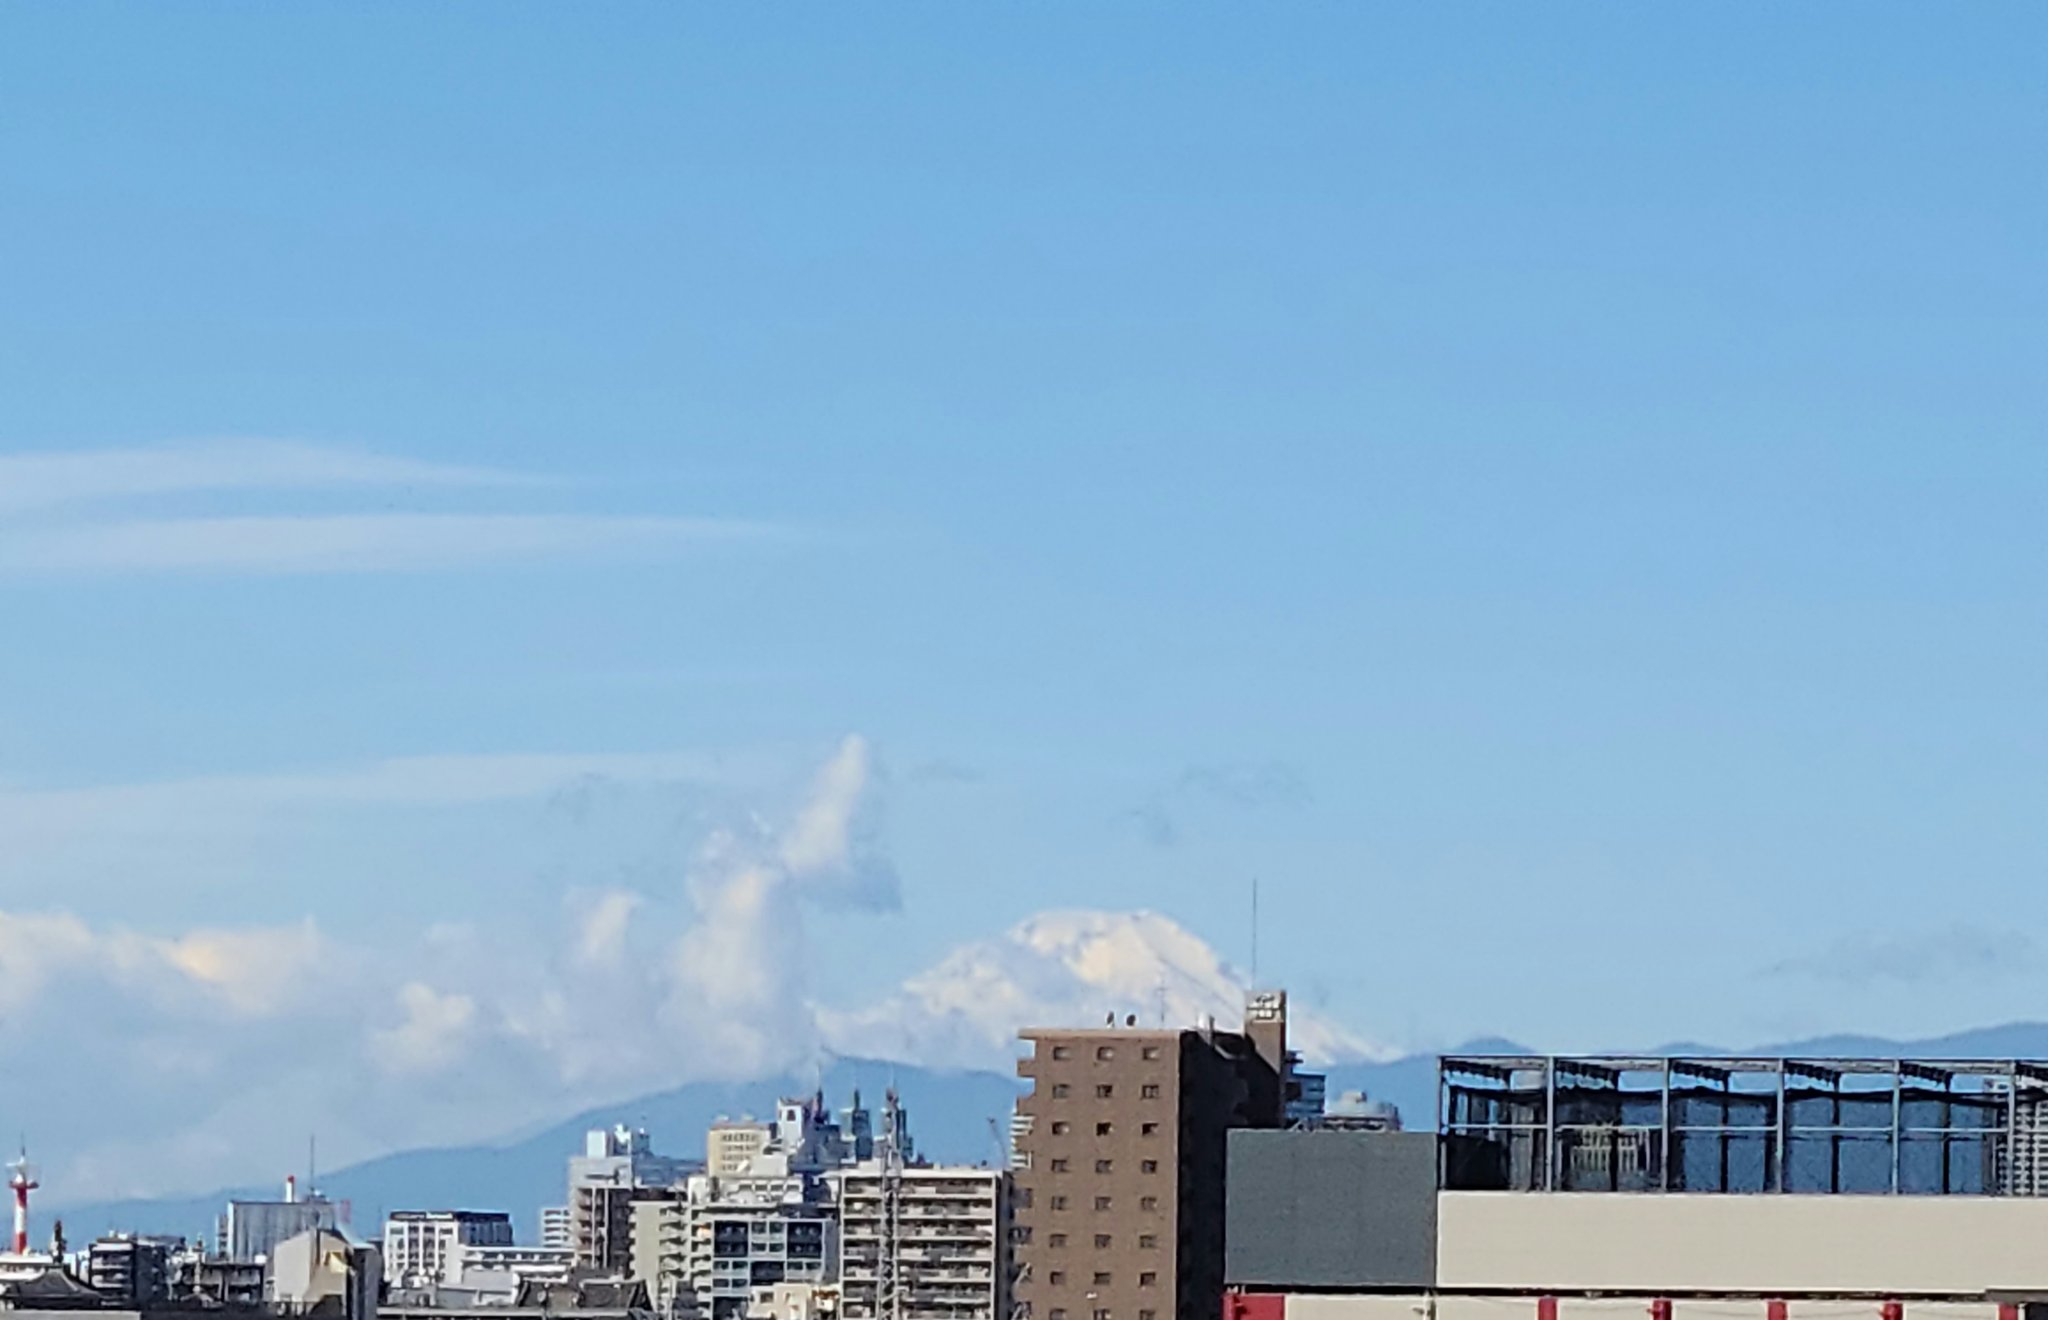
267, 1226, 380, 1320
382, 1211, 515, 1289
1223, 1054, 2048, 1320
86, 1235, 176, 1304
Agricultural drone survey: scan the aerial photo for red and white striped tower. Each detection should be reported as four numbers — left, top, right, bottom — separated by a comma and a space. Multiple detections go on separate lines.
6, 1154, 37, 1256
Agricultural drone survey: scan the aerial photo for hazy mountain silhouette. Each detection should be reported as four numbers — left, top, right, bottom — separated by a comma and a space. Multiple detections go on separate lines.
53, 1023, 2048, 1244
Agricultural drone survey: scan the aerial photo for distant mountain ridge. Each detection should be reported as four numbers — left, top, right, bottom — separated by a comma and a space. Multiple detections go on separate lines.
53, 1022, 2048, 1246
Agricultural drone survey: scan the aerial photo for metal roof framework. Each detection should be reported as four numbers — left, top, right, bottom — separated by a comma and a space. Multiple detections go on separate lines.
1438, 1055, 2048, 1196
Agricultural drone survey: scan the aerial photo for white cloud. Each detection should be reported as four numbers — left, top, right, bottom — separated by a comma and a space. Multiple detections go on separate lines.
574, 891, 643, 967
661, 735, 900, 1078
4, 738, 1388, 1208
372, 983, 480, 1075
0, 910, 333, 1023
0, 438, 525, 514
156, 920, 332, 1017
0, 513, 781, 576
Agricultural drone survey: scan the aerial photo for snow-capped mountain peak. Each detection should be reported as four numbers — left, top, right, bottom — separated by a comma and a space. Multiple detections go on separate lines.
819, 908, 1392, 1070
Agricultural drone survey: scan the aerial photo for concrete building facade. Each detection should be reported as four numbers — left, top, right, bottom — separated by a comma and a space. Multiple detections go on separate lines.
1221, 1054, 2048, 1320
570, 1125, 691, 1273
632, 1176, 835, 1320
84, 1235, 174, 1305
831, 1165, 1010, 1320
220, 1198, 340, 1263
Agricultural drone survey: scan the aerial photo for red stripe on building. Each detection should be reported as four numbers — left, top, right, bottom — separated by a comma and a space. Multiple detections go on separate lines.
1224, 1293, 1286, 1320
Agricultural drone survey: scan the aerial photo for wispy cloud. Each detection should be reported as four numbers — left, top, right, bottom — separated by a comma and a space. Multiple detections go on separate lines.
1762, 925, 2034, 987
0, 440, 790, 576
0, 513, 783, 576
1178, 761, 1312, 808
0, 748, 742, 832
1121, 759, 1312, 849
0, 438, 526, 514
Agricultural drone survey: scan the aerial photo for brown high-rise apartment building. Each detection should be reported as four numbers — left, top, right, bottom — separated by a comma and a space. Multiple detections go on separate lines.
1013, 993, 1292, 1320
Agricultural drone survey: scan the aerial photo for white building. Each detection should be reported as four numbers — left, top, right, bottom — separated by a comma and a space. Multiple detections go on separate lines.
633, 1172, 835, 1320
540, 1206, 572, 1251
748, 1282, 841, 1320
435, 1241, 576, 1303
571, 1125, 691, 1272
829, 1165, 1009, 1320
381, 1211, 514, 1288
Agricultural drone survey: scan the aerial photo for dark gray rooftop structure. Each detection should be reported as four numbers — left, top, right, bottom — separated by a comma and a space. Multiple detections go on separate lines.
1440, 1054, 2048, 1196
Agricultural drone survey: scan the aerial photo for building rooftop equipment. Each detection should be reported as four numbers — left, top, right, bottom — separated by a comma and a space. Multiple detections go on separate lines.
1439, 1054, 2048, 1196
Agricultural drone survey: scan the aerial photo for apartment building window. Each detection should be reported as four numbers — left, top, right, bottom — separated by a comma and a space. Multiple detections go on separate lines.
1052, 1122, 1070, 1135
1141, 1046, 1160, 1060
1095, 1085, 1114, 1099
1014, 1227, 1034, 1244
1139, 1273, 1157, 1287
1049, 1272, 1066, 1287
1095, 1122, 1113, 1136
1141, 1161, 1158, 1174
1097, 1046, 1115, 1060
1141, 1084, 1160, 1099
1052, 1046, 1072, 1060
1094, 1234, 1112, 1249
1139, 1197, 1158, 1212
1051, 1159, 1070, 1173
1137, 1235, 1157, 1250
1050, 1310, 1067, 1320
1141, 1310, 1158, 1320
1051, 1196, 1068, 1211
1049, 1234, 1067, 1249
1053, 1084, 1070, 1098
1141, 1123, 1158, 1136
1095, 1160, 1113, 1173
1093, 1196, 1111, 1211
1094, 1309, 1113, 1320
1092, 1273, 1111, 1287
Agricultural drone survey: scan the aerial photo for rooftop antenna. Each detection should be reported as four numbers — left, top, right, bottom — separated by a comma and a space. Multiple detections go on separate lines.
308, 1134, 317, 1199
1251, 877, 1261, 987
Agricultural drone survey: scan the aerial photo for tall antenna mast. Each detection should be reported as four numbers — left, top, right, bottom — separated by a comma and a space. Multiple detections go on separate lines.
878, 1088, 906, 1320
1251, 877, 1261, 986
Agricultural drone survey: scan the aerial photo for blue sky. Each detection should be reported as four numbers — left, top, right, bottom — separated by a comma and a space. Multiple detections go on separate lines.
1, 1, 2045, 1190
